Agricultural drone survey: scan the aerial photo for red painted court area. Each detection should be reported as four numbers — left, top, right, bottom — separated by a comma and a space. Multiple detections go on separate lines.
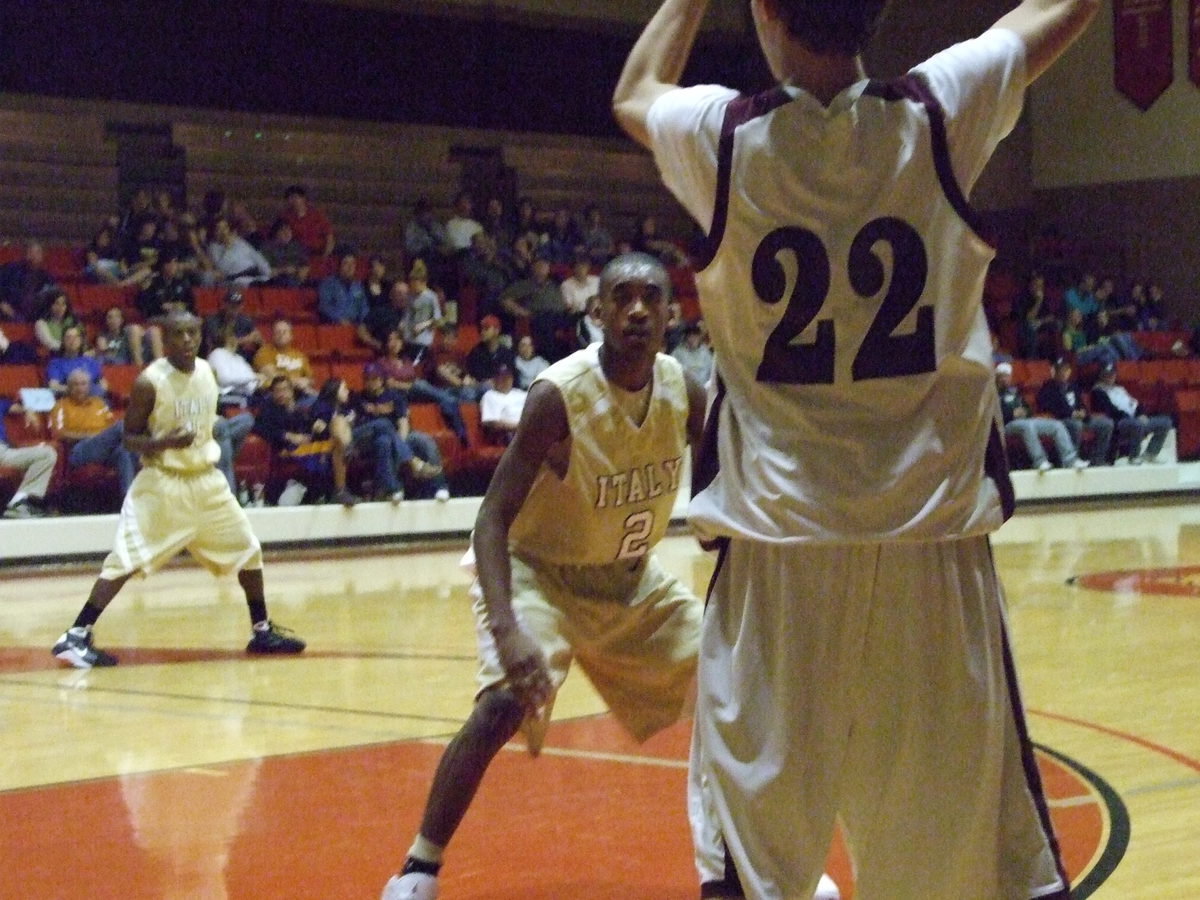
0, 715, 1108, 899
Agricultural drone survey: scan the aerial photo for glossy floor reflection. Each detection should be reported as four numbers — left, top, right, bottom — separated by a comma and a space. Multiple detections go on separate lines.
1, 504, 1199, 899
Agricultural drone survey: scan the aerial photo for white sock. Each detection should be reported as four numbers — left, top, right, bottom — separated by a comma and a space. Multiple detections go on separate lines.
408, 834, 444, 865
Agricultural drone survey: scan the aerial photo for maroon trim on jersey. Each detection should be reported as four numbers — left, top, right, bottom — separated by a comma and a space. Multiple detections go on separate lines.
992, 547, 1074, 898
693, 86, 795, 272
692, 370, 726, 499
863, 77, 988, 241
986, 421, 1016, 522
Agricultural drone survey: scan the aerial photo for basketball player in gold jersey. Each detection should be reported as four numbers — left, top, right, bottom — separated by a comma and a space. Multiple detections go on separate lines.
52, 310, 305, 668
383, 253, 709, 900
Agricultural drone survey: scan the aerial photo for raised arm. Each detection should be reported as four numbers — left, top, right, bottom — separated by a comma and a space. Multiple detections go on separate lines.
612, 0, 711, 149
992, 0, 1100, 84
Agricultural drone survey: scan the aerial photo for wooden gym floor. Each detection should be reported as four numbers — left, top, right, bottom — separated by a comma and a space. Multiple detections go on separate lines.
1, 500, 1198, 898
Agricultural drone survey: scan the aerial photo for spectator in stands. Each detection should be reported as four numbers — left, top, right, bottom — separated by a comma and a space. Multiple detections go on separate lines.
580, 204, 615, 265
404, 260, 442, 350
94, 306, 145, 367
363, 255, 392, 308
514, 197, 539, 249
281, 185, 335, 257
444, 191, 483, 256
85, 225, 148, 287
671, 321, 713, 386
33, 290, 83, 356
206, 216, 272, 286
1144, 283, 1169, 330
1062, 308, 1120, 368
464, 314, 516, 384
152, 188, 179, 226
479, 364, 526, 445
359, 280, 410, 355
260, 219, 310, 288
461, 232, 514, 323
253, 374, 351, 505
229, 200, 263, 248
115, 187, 154, 246
0, 240, 57, 322
1017, 270, 1060, 360
0, 396, 56, 518
253, 319, 317, 400
560, 253, 599, 315
512, 334, 548, 390
1064, 271, 1100, 322
499, 257, 574, 362
540, 207, 582, 265
138, 251, 196, 320
199, 189, 229, 239
996, 362, 1087, 472
318, 252, 370, 325
171, 213, 208, 282
1102, 277, 1138, 332
0, 323, 37, 364
50, 369, 136, 495
576, 294, 605, 348
354, 364, 449, 502
119, 215, 161, 283
630, 214, 688, 267
480, 196, 514, 251
1088, 307, 1142, 361
208, 325, 265, 406
1036, 357, 1114, 467
502, 234, 536, 283
404, 198, 449, 284
47, 326, 106, 397
1089, 363, 1173, 465
202, 289, 262, 359
429, 322, 488, 402
378, 330, 469, 446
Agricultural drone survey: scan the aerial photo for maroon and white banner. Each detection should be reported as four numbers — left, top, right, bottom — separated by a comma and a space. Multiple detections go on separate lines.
1113, 0, 1174, 110
1191, 0, 1200, 86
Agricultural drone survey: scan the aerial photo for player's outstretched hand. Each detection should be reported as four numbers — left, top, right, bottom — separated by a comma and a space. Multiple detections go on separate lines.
495, 626, 552, 712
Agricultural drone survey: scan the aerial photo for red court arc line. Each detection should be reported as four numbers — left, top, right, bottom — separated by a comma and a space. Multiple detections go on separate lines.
1030, 708, 1200, 774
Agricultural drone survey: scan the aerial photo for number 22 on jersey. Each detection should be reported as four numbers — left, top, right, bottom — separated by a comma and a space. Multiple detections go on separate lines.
752, 217, 936, 385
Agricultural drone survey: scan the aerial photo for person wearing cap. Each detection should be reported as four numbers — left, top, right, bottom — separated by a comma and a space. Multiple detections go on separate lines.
1036, 357, 1114, 465
1089, 363, 1173, 464
464, 314, 516, 383
478, 364, 526, 445
201, 288, 262, 359
996, 362, 1088, 472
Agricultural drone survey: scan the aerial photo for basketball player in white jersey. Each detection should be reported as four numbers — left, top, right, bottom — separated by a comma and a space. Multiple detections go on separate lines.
384, 253, 769, 900
615, 2, 1098, 898
52, 311, 305, 668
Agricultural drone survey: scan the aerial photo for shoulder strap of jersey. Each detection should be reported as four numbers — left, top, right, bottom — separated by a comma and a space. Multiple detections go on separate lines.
693, 86, 795, 272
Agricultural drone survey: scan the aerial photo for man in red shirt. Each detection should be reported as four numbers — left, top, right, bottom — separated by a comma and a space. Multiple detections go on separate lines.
280, 185, 334, 257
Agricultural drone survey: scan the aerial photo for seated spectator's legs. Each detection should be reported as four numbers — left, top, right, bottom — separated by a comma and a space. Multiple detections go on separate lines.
351, 418, 403, 498
1032, 418, 1081, 466
67, 422, 137, 494
1110, 332, 1142, 361
214, 413, 255, 492
1085, 415, 1114, 465
1142, 415, 1173, 462
1004, 420, 1050, 469
1, 443, 57, 517
1075, 344, 1120, 368
1113, 418, 1146, 462
404, 431, 449, 498
409, 380, 468, 445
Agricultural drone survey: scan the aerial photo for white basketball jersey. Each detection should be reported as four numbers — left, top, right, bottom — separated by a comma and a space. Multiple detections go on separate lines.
647, 29, 1026, 544
144, 357, 221, 473
508, 344, 689, 566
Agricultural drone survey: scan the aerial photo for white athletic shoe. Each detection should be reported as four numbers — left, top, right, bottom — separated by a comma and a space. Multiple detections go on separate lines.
381, 872, 438, 900
1072, 457, 1090, 469
815, 872, 841, 900
434, 488, 450, 503
1036, 459, 1053, 473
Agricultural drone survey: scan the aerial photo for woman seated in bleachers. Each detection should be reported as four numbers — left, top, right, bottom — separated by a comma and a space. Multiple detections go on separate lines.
93, 306, 146, 367
33, 290, 83, 356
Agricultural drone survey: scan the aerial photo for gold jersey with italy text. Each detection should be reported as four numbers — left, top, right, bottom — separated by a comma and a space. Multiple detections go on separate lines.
143, 357, 222, 473
508, 344, 689, 567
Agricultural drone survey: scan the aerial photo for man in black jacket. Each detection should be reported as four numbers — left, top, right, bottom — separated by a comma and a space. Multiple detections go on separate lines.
1036, 358, 1114, 465
1089, 363, 1173, 464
